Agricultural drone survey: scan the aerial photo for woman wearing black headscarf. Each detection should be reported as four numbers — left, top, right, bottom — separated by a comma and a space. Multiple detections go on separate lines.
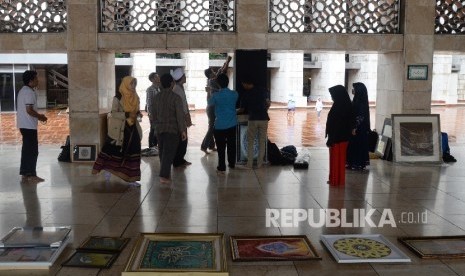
346, 82, 371, 171
326, 85, 354, 186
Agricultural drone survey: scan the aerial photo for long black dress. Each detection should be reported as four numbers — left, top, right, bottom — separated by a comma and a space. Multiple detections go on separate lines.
346, 82, 370, 170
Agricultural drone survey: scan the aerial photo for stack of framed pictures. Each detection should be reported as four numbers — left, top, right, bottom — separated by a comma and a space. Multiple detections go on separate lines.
123, 233, 228, 275
0, 226, 71, 270
62, 236, 129, 269
375, 118, 393, 161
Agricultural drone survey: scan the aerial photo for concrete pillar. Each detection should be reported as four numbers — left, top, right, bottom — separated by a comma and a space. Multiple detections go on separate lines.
36, 69, 46, 109
270, 53, 305, 106
376, 1, 435, 130
432, 54, 453, 103
182, 53, 209, 109
312, 52, 345, 102
346, 54, 378, 103
132, 52, 157, 110
67, 1, 115, 153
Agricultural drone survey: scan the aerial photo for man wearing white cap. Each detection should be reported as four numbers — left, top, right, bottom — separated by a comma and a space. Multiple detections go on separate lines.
171, 68, 192, 167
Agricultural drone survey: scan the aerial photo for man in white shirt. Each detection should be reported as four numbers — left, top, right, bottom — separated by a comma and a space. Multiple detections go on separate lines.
16, 70, 48, 183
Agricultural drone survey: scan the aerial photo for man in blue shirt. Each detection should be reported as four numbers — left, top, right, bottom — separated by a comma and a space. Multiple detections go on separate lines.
208, 74, 238, 173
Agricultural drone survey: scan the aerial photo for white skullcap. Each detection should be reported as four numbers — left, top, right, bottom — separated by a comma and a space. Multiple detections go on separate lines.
171, 68, 185, 81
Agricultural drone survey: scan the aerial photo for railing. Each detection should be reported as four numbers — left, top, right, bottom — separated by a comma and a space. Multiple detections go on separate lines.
100, 0, 235, 32
0, 0, 67, 33
47, 69, 68, 107
269, 0, 400, 34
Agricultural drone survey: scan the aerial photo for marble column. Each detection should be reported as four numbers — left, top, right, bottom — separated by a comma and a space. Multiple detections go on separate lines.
182, 53, 209, 109
376, 1, 435, 130
132, 53, 157, 110
67, 1, 115, 154
270, 53, 305, 106
312, 52, 346, 102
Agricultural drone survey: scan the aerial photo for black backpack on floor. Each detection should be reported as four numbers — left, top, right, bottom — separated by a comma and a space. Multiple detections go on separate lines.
58, 136, 71, 162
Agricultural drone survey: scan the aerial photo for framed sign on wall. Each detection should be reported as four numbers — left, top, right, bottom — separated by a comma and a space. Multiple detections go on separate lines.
407, 65, 428, 80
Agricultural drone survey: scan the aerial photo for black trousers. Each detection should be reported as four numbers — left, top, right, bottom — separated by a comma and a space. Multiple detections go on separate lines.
20, 128, 39, 177
173, 134, 188, 167
214, 126, 237, 171
158, 132, 180, 178
148, 119, 158, 148
201, 106, 216, 150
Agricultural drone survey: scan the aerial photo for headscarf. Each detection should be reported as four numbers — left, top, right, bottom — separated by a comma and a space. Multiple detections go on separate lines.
119, 76, 140, 126
352, 82, 370, 130
329, 85, 352, 115
326, 85, 354, 145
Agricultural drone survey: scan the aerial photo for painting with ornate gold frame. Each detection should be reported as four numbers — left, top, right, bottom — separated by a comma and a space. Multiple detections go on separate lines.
230, 235, 321, 261
122, 233, 228, 276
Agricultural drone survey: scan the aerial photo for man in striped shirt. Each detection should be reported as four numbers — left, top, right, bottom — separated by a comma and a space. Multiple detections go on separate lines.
153, 74, 187, 184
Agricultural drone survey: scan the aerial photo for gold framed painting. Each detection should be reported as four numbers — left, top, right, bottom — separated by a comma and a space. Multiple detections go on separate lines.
122, 233, 228, 276
399, 236, 465, 259
230, 235, 321, 261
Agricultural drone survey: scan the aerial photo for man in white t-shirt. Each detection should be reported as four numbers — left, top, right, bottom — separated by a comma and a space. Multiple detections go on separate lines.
16, 70, 48, 183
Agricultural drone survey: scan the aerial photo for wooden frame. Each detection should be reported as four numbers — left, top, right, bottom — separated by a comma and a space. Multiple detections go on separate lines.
391, 114, 442, 163
123, 233, 228, 275
399, 236, 465, 259
230, 235, 321, 262
72, 144, 97, 162
320, 234, 411, 263
79, 236, 129, 252
408, 65, 428, 80
62, 251, 119, 268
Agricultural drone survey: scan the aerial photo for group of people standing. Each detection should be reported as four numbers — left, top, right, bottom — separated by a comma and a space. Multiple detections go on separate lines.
325, 82, 371, 186
16, 67, 368, 188
90, 58, 271, 184
92, 68, 191, 185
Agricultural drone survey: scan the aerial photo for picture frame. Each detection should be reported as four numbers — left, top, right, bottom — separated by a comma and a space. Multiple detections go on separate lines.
391, 114, 442, 163
375, 118, 392, 159
72, 144, 97, 162
62, 251, 119, 269
0, 245, 69, 270
79, 236, 129, 252
0, 226, 71, 248
407, 65, 428, 80
123, 233, 228, 275
230, 235, 321, 262
236, 122, 267, 164
398, 236, 465, 259
320, 234, 411, 263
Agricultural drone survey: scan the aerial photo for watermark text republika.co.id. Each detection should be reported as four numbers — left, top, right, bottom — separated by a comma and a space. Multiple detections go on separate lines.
266, 208, 428, 228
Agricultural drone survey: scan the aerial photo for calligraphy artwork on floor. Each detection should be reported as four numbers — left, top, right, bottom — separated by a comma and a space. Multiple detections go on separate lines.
230, 235, 320, 261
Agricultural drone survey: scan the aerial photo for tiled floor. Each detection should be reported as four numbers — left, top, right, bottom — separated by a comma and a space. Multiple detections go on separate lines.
0, 106, 464, 275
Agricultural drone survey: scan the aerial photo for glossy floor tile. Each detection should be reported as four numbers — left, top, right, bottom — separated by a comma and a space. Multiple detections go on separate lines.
0, 106, 464, 275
